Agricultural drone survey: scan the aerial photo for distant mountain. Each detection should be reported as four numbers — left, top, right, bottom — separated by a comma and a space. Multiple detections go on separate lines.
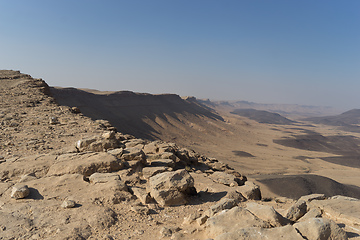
198, 99, 340, 118
230, 109, 296, 125
304, 109, 360, 132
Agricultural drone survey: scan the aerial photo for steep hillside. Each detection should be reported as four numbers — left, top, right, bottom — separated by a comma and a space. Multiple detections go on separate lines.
305, 109, 360, 132
231, 109, 296, 125
51, 87, 223, 141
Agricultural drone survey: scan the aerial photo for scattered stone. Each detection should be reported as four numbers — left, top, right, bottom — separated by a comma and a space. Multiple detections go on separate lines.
107, 148, 124, 158
205, 198, 237, 217
224, 190, 246, 204
147, 169, 195, 206
49, 116, 59, 125
131, 187, 153, 205
130, 205, 150, 215
298, 193, 326, 203
294, 218, 348, 240
61, 199, 76, 208
197, 215, 209, 226
70, 106, 81, 113
299, 208, 322, 222
246, 202, 291, 227
183, 212, 202, 225
102, 131, 116, 139
160, 227, 173, 238
285, 200, 307, 222
214, 225, 304, 240
142, 166, 168, 179
209, 171, 240, 187
122, 147, 146, 162
11, 184, 30, 199
205, 207, 271, 238
236, 181, 261, 200
89, 172, 121, 184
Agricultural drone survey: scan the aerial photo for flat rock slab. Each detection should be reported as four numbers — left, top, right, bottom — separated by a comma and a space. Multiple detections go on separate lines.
0, 154, 56, 180
46, 152, 124, 177
214, 225, 304, 240
205, 206, 271, 238
89, 172, 121, 184
310, 196, 360, 227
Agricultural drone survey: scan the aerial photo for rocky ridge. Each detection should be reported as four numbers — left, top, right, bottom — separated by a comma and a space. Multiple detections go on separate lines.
0, 70, 359, 239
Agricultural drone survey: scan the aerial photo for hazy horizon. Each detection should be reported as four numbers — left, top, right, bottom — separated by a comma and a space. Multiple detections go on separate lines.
1, 1, 359, 111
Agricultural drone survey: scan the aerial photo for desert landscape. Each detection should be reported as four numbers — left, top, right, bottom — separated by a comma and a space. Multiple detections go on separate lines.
0, 70, 359, 239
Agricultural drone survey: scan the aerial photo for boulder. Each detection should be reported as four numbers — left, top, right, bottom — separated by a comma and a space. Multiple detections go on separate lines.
141, 166, 168, 179
205, 207, 271, 238
147, 169, 195, 206
209, 171, 240, 187
294, 218, 348, 240
299, 193, 326, 203
121, 147, 146, 162
310, 196, 360, 227
224, 190, 246, 204
205, 198, 237, 217
11, 184, 30, 199
61, 199, 76, 208
131, 187, 153, 205
246, 202, 291, 227
286, 200, 307, 222
236, 181, 261, 200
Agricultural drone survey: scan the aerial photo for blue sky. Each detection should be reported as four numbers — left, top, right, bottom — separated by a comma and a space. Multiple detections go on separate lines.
1, 1, 359, 110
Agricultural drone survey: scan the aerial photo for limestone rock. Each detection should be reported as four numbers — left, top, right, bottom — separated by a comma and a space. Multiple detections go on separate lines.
11, 184, 30, 199
209, 171, 240, 187
47, 152, 124, 177
89, 172, 121, 184
214, 225, 304, 240
147, 169, 195, 206
246, 202, 291, 227
149, 159, 175, 168
121, 147, 146, 161
131, 186, 152, 205
286, 200, 307, 222
300, 208, 322, 221
299, 193, 326, 203
294, 218, 348, 240
236, 181, 261, 200
61, 199, 76, 208
205, 207, 271, 238
205, 198, 237, 217
142, 166, 168, 179
224, 190, 246, 204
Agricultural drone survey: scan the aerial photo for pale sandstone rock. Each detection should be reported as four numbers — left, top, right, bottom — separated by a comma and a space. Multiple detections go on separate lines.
294, 218, 348, 240
131, 186, 152, 205
286, 199, 307, 222
61, 199, 76, 208
205, 207, 271, 238
246, 202, 291, 227
299, 193, 326, 203
205, 198, 237, 217
214, 225, 304, 240
147, 169, 194, 206
47, 152, 124, 177
11, 184, 30, 199
236, 181, 261, 200
142, 166, 168, 179
89, 172, 121, 184
209, 171, 240, 187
